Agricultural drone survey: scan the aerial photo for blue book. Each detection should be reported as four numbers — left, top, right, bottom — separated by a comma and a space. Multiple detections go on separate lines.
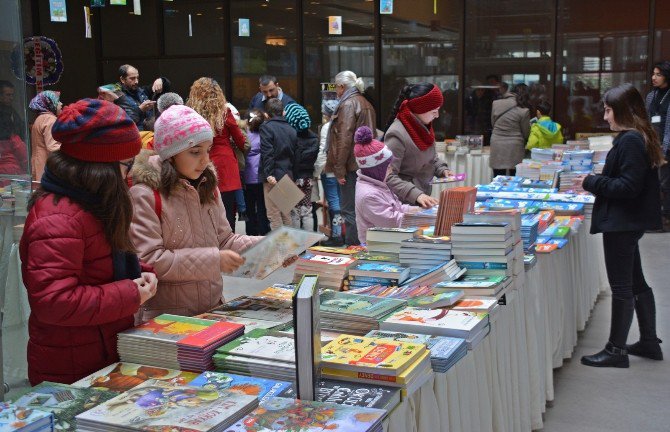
459, 261, 508, 270
348, 275, 400, 284
187, 371, 293, 402
348, 262, 410, 282
547, 238, 568, 249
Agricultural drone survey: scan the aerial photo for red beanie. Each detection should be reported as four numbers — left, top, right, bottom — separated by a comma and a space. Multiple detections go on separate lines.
52, 98, 142, 162
406, 84, 444, 114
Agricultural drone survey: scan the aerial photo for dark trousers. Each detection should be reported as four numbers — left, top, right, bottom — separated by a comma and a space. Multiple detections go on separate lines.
340, 171, 360, 246
244, 183, 270, 236
220, 191, 237, 233
492, 168, 516, 177
659, 150, 670, 217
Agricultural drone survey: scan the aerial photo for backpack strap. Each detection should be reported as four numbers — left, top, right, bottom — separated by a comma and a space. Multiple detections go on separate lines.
152, 189, 162, 221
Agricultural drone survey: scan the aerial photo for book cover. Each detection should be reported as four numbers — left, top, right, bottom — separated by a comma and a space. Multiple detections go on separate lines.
250, 284, 295, 306
313, 379, 400, 411
119, 314, 215, 343
293, 274, 321, 401
0, 402, 53, 432
187, 371, 292, 403
406, 291, 464, 309
319, 290, 406, 318
72, 362, 199, 392
434, 275, 506, 288
452, 297, 499, 312
193, 314, 282, 333
217, 329, 295, 363
381, 307, 488, 338
349, 262, 409, 274
13, 382, 116, 431
177, 321, 244, 349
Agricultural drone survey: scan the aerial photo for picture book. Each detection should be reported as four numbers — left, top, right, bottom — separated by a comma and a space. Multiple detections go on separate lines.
311, 379, 400, 411
353, 251, 400, 262
297, 252, 357, 267
187, 371, 292, 403
118, 314, 236, 346
75, 380, 258, 431
217, 329, 295, 363
193, 314, 282, 333
0, 402, 53, 432
380, 307, 489, 338
430, 172, 467, 184
72, 362, 199, 392
250, 284, 295, 307
348, 262, 410, 281
308, 245, 361, 255
13, 382, 116, 431
406, 291, 465, 309
228, 226, 325, 279
452, 297, 499, 313
319, 290, 406, 318
224, 397, 385, 432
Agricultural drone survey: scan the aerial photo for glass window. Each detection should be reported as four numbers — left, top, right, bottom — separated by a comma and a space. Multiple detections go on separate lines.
100, 2, 159, 58
463, 0, 554, 143
653, 1, 670, 64
230, 0, 298, 115
163, 1, 225, 56
556, 0, 649, 137
303, 0, 375, 128
381, 0, 462, 139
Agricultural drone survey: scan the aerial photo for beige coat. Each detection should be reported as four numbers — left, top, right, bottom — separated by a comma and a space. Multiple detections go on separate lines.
129, 151, 260, 321
385, 119, 449, 205
489, 93, 531, 169
30, 112, 60, 180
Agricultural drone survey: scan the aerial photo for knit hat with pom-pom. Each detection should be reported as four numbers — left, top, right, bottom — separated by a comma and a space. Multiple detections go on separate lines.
354, 126, 394, 181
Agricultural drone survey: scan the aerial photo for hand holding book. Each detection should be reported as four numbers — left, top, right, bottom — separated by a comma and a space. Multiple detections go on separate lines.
220, 250, 245, 273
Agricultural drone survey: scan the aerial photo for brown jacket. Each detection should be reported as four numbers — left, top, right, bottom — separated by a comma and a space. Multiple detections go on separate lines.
30, 112, 60, 180
129, 151, 260, 321
385, 119, 449, 205
489, 93, 531, 169
325, 92, 376, 179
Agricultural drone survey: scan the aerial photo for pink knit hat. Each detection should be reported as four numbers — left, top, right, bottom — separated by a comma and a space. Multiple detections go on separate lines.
153, 105, 214, 161
354, 126, 393, 168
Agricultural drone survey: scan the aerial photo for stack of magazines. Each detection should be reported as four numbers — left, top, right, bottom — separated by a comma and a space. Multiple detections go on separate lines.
117, 314, 244, 372
401, 207, 438, 228
319, 290, 406, 335
293, 251, 356, 290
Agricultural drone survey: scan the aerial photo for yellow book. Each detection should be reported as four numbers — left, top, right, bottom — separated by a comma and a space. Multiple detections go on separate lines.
321, 335, 427, 377
322, 350, 431, 386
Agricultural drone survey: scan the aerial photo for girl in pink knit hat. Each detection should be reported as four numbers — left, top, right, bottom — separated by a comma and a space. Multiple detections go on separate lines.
353, 126, 420, 244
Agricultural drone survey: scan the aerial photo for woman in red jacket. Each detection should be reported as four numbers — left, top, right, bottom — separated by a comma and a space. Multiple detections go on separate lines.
19, 99, 157, 385
187, 77, 247, 231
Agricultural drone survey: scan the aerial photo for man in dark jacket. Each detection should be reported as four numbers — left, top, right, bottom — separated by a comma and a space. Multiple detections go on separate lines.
249, 75, 296, 112
260, 98, 297, 230
117, 64, 170, 131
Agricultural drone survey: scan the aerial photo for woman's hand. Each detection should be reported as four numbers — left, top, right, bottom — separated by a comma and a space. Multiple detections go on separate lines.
267, 176, 277, 185
134, 273, 158, 305
220, 250, 245, 273
416, 194, 439, 209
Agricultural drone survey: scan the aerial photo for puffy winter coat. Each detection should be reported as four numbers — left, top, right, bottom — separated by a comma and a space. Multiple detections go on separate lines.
30, 112, 60, 180
259, 117, 296, 182
129, 151, 260, 321
526, 116, 564, 150
0, 135, 28, 176
243, 130, 261, 185
20, 195, 142, 385
210, 108, 247, 192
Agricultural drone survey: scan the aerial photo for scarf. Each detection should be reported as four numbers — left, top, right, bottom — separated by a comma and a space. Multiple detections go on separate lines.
324, 86, 360, 154
396, 101, 435, 151
29, 91, 60, 115
41, 167, 141, 282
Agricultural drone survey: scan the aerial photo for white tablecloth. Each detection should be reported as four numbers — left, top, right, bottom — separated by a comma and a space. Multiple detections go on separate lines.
432, 152, 493, 198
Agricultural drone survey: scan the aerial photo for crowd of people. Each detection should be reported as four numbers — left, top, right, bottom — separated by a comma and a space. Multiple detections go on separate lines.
4, 60, 669, 382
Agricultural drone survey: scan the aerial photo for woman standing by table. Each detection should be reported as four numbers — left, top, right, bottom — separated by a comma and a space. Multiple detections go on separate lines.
580, 83, 664, 368
384, 83, 450, 208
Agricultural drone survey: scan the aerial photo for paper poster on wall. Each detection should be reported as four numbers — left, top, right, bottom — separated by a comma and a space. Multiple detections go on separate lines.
380, 0, 393, 14
328, 16, 342, 35
133, 0, 141, 15
84, 7, 92, 38
239, 18, 250, 37
90, 0, 105, 6
49, 0, 67, 22
110, 0, 126, 5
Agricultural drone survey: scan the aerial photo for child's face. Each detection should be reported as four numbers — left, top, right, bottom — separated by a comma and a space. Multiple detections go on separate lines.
172, 140, 212, 180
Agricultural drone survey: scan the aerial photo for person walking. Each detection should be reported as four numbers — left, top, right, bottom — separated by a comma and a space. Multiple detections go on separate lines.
646, 60, 670, 231
490, 84, 531, 177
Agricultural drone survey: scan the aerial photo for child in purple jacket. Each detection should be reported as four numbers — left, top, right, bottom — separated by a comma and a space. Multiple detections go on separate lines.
353, 126, 420, 244
242, 109, 271, 235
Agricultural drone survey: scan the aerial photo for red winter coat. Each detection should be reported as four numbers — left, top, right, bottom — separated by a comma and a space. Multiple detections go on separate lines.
20, 194, 142, 385
210, 108, 246, 192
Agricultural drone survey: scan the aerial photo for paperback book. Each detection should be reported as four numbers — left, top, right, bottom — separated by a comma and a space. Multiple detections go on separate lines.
72, 362, 199, 393
292, 274, 321, 401
187, 371, 292, 403
380, 307, 489, 339
0, 402, 53, 432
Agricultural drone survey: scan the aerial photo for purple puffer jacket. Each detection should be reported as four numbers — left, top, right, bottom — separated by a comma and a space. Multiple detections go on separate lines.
243, 130, 261, 184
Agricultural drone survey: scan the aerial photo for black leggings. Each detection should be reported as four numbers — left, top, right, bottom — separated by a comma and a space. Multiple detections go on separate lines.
221, 191, 237, 233
602, 231, 652, 301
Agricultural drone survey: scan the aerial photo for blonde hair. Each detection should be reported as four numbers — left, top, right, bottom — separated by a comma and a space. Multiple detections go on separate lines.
335, 71, 365, 93
186, 77, 227, 134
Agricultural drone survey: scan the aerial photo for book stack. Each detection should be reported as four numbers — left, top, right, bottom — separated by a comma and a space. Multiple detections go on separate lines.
0, 402, 53, 432
435, 186, 477, 236
76, 380, 258, 432
365, 227, 420, 258
451, 297, 500, 320
293, 251, 357, 290
400, 259, 465, 287
451, 222, 515, 277
399, 236, 452, 275
530, 147, 556, 162
515, 160, 542, 180
380, 307, 490, 349
589, 135, 613, 174
434, 275, 513, 299
321, 335, 432, 397
73, 362, 200, 393
14, 382, 117, 431
558, 170, 590, 193
562, 149, 594, 171
307, 379, 401, 412
117, 315, 245, 372
214, 329, 296, 382
347, 261, 411, 288
365, 330, 467, 373
187, 371, 292, 403
347, 283, 464, 309
248, 283, 295, 308
226, 397, 386, 432
319, 290, 406, 335
520, 213, 540, 251
401, 206, 438, 228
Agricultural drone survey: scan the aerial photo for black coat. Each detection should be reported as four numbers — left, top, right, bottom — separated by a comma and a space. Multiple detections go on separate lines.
293, 129, 319, 179
583, 130, 662, 233
259, 117, 297, 182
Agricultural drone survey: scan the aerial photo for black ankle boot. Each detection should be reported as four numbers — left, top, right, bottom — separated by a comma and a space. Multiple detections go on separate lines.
626, 290, 663, 360
627, 339, 663, 360
581, 342, 630, 368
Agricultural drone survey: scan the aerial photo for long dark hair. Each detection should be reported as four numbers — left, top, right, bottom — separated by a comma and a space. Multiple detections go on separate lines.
159, 160, 218, 204
385, 83, 435, 131
28, 151, 135, 252
511, 83, 532, 110
603, 83, 665, 168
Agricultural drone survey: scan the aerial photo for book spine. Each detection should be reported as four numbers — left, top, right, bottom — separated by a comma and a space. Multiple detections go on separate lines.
321, 368, 406, 384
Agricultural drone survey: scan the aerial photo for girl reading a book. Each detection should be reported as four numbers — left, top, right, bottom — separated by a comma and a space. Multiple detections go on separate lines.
383, 83, 451, 208
579, 83, 665, 368
129, 105, 261, 322
353, 126, 420, 244
20, 99, 157, 385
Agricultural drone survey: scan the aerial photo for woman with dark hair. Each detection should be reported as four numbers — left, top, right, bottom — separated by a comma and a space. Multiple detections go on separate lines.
384, 83, 450, 208
579, 83, 665, 368
20, 99, 157, 385
489, 84, 531, 177
646, 60, 670, 231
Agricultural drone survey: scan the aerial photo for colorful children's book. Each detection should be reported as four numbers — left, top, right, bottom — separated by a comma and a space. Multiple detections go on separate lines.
193, 313, 283, 333
0, 402, 53, 432
406, 291, 465, 309
72, 362, 199, 392
216, 329, 295, 363
250, 284, 295, 307
309, 379, 400, 412
187, 371, 292, 403
348, 262, 410, 281
319, 290, 406, 318
13, 382, 117, 431
380, 307, 489, 339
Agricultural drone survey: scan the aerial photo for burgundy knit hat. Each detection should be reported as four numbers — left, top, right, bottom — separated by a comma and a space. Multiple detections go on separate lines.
52, 98, 141, 162
354, 126, 394, 181
406, 84, 444, 114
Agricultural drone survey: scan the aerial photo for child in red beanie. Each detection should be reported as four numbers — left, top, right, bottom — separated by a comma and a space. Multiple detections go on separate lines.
353, 126, 420, 244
